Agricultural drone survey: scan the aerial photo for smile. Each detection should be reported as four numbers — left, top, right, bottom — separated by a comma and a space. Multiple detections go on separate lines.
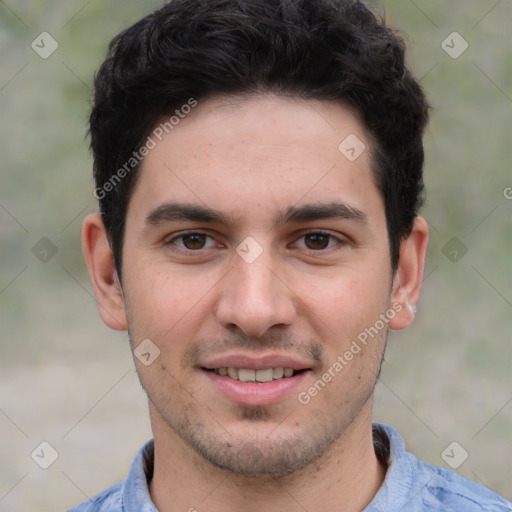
202, 367, 311, 406
207, 367, 304, 382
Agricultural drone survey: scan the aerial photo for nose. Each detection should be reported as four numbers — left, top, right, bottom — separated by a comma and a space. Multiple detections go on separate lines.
215, 251, 297, 338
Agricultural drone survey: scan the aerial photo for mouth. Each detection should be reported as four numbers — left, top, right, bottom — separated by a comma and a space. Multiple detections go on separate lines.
204, 366, 307, 382
200, 354, 313, 406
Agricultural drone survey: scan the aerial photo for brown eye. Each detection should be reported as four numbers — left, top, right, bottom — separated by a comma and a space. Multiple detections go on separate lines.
304, 233, 331, 250
181, 233, 207, 250
165, 231, 221, 254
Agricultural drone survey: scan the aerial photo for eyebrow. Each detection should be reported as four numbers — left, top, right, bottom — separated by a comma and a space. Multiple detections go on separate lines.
144, 200, 367, 229
278, 201, 367, 225
145, 202, 233, 227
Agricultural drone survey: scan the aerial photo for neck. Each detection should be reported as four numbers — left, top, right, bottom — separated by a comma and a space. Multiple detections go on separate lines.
149, 400, 386, 512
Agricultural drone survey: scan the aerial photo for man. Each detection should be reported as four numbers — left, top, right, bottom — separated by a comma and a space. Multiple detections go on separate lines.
71, 0, 511, 510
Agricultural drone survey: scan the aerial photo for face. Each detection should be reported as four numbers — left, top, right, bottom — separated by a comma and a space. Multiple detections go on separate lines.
96, 95, 419, 476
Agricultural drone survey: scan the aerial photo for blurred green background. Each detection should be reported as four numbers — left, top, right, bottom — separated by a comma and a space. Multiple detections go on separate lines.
0, 1, 510, 510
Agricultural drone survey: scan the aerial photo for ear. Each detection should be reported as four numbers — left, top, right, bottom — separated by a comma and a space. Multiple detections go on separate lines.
82, 213, 128, 331
388, 216, 429, 330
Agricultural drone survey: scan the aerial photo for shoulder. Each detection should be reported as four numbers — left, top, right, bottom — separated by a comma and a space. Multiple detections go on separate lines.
418, 461, 512, 512
371, 424, 512, 512
67, 480, 124, 512
67, 439, 155, 512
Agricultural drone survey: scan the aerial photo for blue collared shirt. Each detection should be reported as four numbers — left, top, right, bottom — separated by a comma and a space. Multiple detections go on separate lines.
68, 423, 511, 511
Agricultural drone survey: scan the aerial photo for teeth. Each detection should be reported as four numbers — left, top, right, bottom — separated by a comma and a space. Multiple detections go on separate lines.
238, 369, 255, 382
255, 368, 273, 382
214, 367, 297, 382
272, 367, 284, 379
283, 367, 294, 377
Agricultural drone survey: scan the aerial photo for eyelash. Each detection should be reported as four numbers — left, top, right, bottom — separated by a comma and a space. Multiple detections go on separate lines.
165, 230, 345, 253
165, 232, 220, 251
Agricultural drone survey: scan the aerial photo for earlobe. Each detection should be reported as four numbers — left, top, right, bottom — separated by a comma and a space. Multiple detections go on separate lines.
388, 216, 429, 331
82, 213, 128, 331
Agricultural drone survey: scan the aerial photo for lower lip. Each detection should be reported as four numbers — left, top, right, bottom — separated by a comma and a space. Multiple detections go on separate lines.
203, 370, 310, 406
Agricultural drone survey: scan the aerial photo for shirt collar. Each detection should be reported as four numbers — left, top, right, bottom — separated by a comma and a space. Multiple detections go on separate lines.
364, 423, 441, 512
122, 438, 157, 511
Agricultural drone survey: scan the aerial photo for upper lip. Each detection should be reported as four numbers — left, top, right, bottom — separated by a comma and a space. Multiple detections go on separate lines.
200, 353, 313, 371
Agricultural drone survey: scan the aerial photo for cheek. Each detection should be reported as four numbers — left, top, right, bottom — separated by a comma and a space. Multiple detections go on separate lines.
124, 258, 226, 360
122, 263, 216, 344
293, 268, 391, 338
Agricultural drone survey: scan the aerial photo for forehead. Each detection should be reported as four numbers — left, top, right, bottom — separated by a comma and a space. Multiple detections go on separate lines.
128, 94, 383, 227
